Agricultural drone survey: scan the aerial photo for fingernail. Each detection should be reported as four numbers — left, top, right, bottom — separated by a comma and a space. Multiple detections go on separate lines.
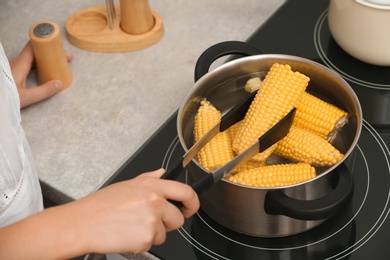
157, 168, 166, 173
54, 80, 63, 91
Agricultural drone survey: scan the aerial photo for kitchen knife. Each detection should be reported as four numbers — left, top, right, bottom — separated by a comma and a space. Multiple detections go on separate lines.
191, 107, 296, 195
168, 107, 296, 209
161, 90, 258, 181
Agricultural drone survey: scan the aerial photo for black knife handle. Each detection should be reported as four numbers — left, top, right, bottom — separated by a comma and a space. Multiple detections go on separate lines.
190, 173, 215, 195
168, 174, 214, 209
160, 157, 185, 180
167, 199, 184, 209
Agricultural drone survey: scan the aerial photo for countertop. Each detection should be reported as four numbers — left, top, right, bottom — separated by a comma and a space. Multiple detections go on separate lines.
0, 0, 284, 203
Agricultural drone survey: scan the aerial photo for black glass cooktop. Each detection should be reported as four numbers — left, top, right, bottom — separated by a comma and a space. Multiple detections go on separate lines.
104, 0, 390, 259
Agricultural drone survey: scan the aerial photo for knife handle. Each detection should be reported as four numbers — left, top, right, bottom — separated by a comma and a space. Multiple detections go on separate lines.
160, 157, 184, 180
190, 173, 215, 195
168, 173, 214, 209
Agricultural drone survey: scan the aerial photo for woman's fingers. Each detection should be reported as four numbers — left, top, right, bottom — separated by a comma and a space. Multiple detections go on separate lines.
137, 169, 200, 219
141, 168, 166, 178
9, 43, 34, 88
10, 41, 74, 108
161, 180, 200, 219
18, 80, 63, 108
65, 52, 74, 62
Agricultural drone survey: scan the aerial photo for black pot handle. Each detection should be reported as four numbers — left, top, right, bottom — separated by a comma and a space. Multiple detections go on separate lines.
194, 41, 263, 82
264, 163, 354, 220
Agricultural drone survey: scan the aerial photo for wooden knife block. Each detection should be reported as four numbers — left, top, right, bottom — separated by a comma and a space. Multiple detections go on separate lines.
65, 0, 163, 52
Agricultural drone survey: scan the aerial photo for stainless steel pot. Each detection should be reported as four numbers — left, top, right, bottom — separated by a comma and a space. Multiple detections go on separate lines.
177, 41, 363, 237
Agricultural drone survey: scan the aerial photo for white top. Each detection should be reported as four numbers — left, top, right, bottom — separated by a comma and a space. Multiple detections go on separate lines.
0, 43, 43, 227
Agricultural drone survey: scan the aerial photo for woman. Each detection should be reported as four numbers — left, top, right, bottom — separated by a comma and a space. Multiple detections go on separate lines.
0, 42, 199, 259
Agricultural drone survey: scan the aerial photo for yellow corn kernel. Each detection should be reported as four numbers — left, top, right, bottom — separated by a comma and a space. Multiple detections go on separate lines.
242, 78, 347, 142
194, 100, 235, 171
274, 126, 344, 167
233, 63, 310, 162
295, 92, 348, 141
225, 120, 243, 144
232, 160, 265, 174
222, 120, 266, 175
227, 163, 315, 187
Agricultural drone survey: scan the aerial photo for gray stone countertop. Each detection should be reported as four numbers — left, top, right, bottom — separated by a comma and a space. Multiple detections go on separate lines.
0, 0, 284, 204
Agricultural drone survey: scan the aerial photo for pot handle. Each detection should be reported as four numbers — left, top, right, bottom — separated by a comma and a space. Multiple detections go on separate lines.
264, 163, 354, 220
194, 41, 263, 82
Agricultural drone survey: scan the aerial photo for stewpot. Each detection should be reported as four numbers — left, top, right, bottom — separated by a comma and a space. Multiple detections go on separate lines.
177, 41, 363, 237
328, 0, 390, 66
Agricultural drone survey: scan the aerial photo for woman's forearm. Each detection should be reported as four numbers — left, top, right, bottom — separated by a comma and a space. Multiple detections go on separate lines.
0, 202, 88, 260
0, 170, 199, 259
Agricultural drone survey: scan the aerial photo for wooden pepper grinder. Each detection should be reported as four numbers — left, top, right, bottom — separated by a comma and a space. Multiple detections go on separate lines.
120, 0, 155, 35
29, 21, 73, 90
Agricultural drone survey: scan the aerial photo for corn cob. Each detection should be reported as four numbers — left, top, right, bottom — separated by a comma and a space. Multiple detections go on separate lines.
274, 125, 344, 167
223, 120, 266, 174
225, 120, 243, 144
233, 63, 310, 162
227, 163, 315, 187
245, 77, 262, 93
194, 100, 235, 171
231, 160, 266, 174
294, 92, 348, 141
243, 76, 348, 142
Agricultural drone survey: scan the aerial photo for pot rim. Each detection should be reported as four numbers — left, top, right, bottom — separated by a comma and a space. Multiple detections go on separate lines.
178, 53, 363, 191
355, 0, 390, 10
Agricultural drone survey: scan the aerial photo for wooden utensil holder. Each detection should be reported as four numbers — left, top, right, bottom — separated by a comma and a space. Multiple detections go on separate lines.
65, 0, 164, 52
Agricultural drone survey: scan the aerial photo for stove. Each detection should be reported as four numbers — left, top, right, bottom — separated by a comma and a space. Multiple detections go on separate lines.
104, 0, 390, 259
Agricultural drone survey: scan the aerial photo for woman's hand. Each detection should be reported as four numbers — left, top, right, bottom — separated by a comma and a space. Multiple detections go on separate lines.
9, 41, 73, 108
0, 168, 200, 259
75, 168, 200, 254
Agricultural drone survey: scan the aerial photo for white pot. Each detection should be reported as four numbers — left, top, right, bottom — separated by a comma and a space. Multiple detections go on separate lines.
328, 0, 390, 66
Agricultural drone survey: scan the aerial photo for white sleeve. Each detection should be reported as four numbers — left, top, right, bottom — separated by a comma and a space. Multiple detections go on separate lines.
0, 43, 43, 227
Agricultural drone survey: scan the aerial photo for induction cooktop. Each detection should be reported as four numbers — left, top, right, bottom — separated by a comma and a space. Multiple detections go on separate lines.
104, 0, 390, 259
